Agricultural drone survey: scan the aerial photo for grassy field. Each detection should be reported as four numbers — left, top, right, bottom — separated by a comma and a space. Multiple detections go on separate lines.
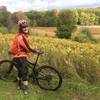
77, 26, 100, 35
0, 34, 100, 100
30, 26, 100, 38
0, 79, 100, 100
76, 26, 100, 38
30, 27, 56, 36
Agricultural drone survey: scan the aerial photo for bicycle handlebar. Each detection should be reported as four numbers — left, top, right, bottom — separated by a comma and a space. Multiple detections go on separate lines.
30, 49, 44, 55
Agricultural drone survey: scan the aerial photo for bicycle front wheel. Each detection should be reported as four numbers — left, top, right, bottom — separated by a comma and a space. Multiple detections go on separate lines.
36, 65, 62, 91
0, 60, 17, 82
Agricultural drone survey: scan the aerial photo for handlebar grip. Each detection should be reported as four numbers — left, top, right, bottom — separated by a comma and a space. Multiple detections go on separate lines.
30, 49, 44, 55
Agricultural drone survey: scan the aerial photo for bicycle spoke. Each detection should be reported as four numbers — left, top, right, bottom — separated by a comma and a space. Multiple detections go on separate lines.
36, 65, 62, 91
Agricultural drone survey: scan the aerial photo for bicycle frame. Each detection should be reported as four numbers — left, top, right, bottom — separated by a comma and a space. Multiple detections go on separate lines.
26, 53, 41, 70
6, 53, 41, 75
25, 54, 41, 80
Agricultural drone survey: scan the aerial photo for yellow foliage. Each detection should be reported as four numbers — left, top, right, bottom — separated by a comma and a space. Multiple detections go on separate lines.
0, 34, 100, 85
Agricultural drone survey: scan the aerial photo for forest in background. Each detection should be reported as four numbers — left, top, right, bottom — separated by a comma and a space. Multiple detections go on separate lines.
0, 6, 100, 33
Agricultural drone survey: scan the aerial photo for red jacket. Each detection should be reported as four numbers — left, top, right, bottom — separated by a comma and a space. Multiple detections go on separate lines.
9, 33, 30, 58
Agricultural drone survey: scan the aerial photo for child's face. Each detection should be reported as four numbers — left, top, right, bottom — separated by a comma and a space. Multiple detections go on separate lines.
22, 27, 29, 34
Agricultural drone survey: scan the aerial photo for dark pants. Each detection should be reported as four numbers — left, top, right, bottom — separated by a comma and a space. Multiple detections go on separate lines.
13, 57, 28, 81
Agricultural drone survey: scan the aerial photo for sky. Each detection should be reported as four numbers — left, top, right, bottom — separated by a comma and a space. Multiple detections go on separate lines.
0, 0, 99, 12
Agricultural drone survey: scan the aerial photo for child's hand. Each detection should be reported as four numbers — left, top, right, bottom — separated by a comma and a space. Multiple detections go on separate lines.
36, 50, 44, 54
30, 49, 44, 54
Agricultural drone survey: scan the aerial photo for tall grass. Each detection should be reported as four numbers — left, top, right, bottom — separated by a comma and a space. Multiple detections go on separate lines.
0, 34, 100, 86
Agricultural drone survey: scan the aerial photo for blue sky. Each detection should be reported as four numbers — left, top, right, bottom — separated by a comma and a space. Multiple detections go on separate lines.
0, 0, 99, 12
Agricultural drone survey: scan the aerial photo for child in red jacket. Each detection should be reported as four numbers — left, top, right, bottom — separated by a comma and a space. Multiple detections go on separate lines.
9, 20, 32, 95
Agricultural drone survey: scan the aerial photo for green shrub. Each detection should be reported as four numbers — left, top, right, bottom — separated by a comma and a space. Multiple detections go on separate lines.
71, 29, 96, 43
78, 12, 98, 25
0, 27, 8, 34
56, 25, 72, 39
56, 9, 78, 39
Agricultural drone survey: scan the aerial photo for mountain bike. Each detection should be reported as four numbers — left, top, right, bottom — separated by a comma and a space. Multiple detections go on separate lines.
0, 51, 62, 91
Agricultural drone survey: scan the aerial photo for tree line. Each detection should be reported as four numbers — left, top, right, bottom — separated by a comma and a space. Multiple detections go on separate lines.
0, 6, 100, 35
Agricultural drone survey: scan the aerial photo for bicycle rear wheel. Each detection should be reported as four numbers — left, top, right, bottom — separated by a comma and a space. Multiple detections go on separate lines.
36, 65, 62, 91
0, 60, 17, 82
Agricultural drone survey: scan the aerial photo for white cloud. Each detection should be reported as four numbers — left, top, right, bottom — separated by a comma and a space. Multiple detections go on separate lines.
68, 0, 96, 5
32, 0, 48, 10
14, 1, 32, 11
0, 0, 32, 12
50, 1, 61, 6
0, 0, 98, 12
32, 0, 48, 6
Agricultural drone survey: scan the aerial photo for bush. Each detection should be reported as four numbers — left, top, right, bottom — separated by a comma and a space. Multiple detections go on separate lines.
0, 27, 8, 34
78, 12, 98, 25
56, 9, 78, 39
71, 29, 96, 43
56, 25, 71, 39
